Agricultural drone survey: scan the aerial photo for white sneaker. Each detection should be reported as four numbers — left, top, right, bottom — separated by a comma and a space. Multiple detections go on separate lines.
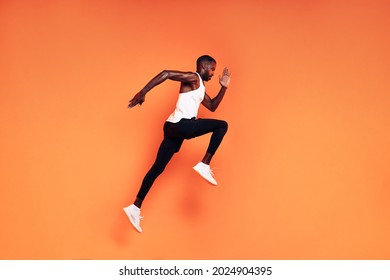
193, 162, 218, 185
123, 204, 143, 233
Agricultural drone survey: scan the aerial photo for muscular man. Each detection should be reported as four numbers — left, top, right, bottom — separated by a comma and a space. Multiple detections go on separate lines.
124, 55, 231, 232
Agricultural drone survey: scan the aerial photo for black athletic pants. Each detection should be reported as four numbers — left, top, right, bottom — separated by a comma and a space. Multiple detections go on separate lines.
136, 118, 228, 200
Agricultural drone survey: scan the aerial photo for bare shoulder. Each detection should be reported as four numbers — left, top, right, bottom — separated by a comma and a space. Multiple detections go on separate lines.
179, 72, 202, 92
164, 70, 199, 84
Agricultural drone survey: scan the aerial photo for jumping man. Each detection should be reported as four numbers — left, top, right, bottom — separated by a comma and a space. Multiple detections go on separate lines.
124, 55, 231, 232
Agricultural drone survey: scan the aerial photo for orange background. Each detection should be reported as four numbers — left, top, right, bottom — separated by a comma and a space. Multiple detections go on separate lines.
1, 0, 389, 259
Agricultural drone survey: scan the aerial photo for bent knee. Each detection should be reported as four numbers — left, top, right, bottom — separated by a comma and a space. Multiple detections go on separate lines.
221, 120, 228, 131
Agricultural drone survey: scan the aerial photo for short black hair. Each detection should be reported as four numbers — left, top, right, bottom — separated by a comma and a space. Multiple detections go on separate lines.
196, 55, 216, 67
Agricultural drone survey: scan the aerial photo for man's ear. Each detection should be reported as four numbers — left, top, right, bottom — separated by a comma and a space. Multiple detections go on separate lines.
202, 62, 210, 70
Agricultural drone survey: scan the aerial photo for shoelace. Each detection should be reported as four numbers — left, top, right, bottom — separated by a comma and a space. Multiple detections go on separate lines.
209, 166, 218, 176
135, 214, 144, 221
131, 212, 143, 222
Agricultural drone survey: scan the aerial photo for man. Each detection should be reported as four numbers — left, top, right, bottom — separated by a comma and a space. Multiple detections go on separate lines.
124, 55, 231, 232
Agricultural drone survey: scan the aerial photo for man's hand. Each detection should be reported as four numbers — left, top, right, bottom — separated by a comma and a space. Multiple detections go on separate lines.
128, 92, 145, 108
219, 67, 231, 88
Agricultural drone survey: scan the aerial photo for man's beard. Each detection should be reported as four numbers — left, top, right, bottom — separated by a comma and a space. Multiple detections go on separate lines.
204, 73, 211, 81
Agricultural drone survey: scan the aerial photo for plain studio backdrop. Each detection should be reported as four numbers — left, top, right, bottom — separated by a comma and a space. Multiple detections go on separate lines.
1, 0, 389, 259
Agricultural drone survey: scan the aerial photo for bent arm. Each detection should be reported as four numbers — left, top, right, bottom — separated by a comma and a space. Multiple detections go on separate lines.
201, 67, 231, 112
128, 70, 198, 108
140, 70, 198, 95
201, 87, 227, 112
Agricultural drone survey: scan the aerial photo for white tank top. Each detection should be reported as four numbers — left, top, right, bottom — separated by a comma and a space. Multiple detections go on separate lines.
166, 72, 205, 123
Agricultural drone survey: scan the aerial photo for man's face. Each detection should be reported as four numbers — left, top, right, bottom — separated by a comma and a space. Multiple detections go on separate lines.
202, 61, 216, 81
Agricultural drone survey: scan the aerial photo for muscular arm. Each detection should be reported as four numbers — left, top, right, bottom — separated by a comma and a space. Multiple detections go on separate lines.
128, 70, 198, 108
202, 87, 227, 112
201, 67, 231, 112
